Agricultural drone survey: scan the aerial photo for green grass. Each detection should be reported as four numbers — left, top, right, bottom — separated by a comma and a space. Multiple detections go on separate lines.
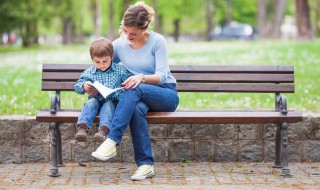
0, 40, 319, 116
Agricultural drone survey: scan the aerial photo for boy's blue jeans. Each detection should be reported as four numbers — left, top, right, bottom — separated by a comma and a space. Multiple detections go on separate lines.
107, 83, 179, 166
77, 98, 117, 130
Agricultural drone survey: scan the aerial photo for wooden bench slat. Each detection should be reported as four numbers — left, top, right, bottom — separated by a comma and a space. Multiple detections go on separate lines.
43, 72, 294, 83
177, 83, 295, 93
43, 64, 294, 74
43, 72, 81, 81
169, 65, 294, 73
43, 64, 91, 72
36, 110, 302, 124
41, 82, 295, 93
173, 73, 294, 83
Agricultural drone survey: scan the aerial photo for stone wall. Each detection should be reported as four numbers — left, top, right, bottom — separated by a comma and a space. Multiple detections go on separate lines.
0, 114, 319, 164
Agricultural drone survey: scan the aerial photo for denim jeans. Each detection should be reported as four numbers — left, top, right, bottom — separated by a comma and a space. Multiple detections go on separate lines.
77, 98, 117, 130
107, 83, 179, 166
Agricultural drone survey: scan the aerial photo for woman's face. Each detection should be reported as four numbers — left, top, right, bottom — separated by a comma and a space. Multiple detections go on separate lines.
122, 26, 145, 45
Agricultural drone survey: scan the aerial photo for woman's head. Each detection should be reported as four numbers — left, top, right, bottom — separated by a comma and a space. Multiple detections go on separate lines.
120, 1, 155, 33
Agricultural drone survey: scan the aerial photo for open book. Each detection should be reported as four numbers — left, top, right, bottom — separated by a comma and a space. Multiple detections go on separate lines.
88, 81, 123, 99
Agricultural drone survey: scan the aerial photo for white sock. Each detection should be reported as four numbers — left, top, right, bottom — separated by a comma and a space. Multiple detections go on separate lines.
105, 138, 116, 146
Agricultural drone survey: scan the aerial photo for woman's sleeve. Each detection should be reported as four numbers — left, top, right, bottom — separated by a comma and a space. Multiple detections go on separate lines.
112, 39, 120, 64
154, 36, 169, 84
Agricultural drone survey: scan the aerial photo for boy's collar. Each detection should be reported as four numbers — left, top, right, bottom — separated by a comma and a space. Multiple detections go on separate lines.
93, 62, 114, 73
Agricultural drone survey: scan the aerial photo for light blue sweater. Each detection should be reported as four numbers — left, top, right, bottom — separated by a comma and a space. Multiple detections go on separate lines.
112, 31, 176, 84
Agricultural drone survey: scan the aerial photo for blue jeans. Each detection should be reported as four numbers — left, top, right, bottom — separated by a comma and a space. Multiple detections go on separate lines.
77, 98, 117, 129
107, 83, 179, 166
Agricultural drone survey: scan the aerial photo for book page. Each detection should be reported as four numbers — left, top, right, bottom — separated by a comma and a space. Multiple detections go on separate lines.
88, 81, 123, 99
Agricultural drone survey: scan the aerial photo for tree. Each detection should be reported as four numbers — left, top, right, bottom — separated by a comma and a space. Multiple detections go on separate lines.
258, 0, 267, 38
296, 0, 313, 40
0, 0, 53, 47
257, 0, 286, 39
152, 0, 162, 34
91, 0, 102, 38
108, 0, 115, 40
206, 0, 214, 41
158, 0, 200, 42
272, 0, 286, 38
311, 0, 320, 37
51, 0, 89, 44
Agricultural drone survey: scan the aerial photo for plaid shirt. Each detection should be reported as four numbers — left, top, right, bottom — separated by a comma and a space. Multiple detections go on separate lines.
74, 63, 133, 102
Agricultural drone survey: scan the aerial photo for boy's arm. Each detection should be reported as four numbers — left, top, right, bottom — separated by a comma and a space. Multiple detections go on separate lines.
74, 70, 98, 96
74, 72, 88, 94
121, 68, 134, 83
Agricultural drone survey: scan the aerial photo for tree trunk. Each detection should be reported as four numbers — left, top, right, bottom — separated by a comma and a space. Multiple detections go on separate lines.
108, 0, 115, 40
122, 0, 131, 15
315, 0, 320, 37
226, 0, 233, 25
173, 19, 180, 42
91, 0, 101, 39
21, 23, 31, 47
272, 0, 286, 38
206, 0, 214, 41
62, 16, 72, 44
296, 0, 313, 40
33, 22, 39, 44
258, 0, 267, 38
152, 0, 162, 33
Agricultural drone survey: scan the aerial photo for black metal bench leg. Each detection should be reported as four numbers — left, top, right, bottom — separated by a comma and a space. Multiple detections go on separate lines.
49, 122, 61, 177
56, 125, 64, 167
280, 122, 292, 177
273, 124, 282, 168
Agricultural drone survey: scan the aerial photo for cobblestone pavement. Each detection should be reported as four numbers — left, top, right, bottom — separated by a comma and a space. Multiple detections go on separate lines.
0, 162, 320, 190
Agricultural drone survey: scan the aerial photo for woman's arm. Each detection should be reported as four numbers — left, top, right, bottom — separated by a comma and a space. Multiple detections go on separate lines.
122, 73, 159, 89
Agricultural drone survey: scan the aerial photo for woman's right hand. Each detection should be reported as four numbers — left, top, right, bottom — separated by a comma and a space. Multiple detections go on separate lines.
122, 75, 143, 90
83, 81, 98, 97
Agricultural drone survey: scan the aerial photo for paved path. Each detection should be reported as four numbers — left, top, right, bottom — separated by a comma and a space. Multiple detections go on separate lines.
0, 162, 319, 190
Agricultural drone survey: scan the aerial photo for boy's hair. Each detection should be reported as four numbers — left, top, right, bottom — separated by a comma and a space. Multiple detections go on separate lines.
89, 38, 114, 60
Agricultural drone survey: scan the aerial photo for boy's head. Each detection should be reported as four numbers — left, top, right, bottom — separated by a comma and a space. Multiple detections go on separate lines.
90, 38, 114, 71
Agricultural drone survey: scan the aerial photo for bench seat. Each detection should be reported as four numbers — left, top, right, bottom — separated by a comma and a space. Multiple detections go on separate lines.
37, 109, 302, 124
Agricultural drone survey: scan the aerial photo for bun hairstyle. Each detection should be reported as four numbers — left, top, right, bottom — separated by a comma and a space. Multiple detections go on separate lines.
119, 1, 155, 34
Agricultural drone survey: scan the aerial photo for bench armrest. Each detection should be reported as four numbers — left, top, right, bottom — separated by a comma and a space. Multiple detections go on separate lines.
50, 94, 60, 114
276, 94, 288, 114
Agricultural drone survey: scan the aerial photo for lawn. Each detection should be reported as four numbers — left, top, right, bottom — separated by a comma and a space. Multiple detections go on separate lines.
0, 39, 319, 116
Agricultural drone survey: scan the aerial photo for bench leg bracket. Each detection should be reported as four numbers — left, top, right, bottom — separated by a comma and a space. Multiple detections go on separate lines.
273, 124, 282, 168
280, 122, 292, 177
49, 122, 61, 177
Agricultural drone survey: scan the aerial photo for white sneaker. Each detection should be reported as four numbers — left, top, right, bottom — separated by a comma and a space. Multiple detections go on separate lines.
130, 164, 154, 181
91, 140, 116, 161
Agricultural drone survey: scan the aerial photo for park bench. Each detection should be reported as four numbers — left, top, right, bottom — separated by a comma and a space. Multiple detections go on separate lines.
36, 63, 302, 177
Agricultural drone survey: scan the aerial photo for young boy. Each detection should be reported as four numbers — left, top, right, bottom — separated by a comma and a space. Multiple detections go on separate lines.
74, 38, 132, 142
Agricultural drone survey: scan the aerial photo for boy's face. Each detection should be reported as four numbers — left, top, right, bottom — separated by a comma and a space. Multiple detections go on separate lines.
92, 56, 112, 71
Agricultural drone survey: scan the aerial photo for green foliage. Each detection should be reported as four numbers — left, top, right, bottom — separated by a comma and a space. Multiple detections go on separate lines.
231, 0, 257, 26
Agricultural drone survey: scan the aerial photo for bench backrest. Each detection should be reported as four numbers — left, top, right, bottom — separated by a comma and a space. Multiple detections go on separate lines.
41, 64, 294, 93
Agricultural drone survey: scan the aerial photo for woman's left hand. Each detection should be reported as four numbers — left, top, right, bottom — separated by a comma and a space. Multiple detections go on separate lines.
122, 74, 143, 89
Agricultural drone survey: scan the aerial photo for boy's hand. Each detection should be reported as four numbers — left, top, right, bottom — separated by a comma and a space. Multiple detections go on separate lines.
83, 81, 98, 97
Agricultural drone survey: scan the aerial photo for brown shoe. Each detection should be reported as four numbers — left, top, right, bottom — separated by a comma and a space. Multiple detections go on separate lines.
93, 125, 110, 142
75, 123, 89, 142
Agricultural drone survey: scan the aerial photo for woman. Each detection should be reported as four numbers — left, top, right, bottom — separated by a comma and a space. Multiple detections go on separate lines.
91, 1, 179, 181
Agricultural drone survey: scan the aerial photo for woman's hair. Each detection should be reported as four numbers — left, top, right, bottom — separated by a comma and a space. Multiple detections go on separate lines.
89, 38, 114, 60
119, 1, 155, 34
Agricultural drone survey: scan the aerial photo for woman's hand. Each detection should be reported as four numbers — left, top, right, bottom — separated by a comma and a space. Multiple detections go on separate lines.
122, 74, 144, 90
83, 81, 99, 97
